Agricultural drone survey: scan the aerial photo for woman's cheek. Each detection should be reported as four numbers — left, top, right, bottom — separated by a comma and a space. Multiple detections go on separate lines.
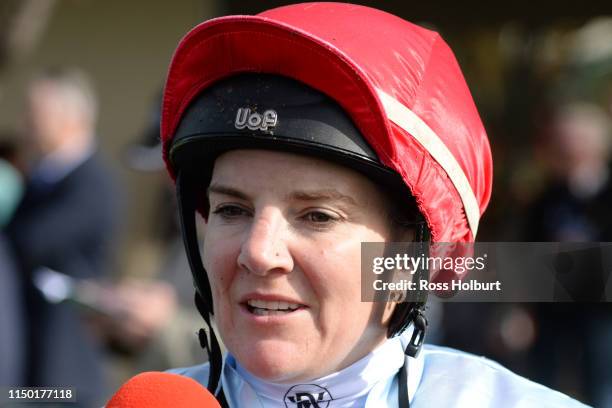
205, 227, 239, 265
207, 253, 234, 291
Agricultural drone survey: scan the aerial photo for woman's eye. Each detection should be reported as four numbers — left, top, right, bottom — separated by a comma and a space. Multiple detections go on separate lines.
212, 205, 250, 219
302, 211, 338, 225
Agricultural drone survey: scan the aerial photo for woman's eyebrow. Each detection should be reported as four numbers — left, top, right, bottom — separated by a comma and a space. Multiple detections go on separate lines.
208, 184, 357, 206
207, 183, 252, 201
289, 189, 358, 207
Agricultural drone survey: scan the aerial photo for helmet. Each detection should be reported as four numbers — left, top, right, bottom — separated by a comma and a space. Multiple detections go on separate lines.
161, 2, 492, 395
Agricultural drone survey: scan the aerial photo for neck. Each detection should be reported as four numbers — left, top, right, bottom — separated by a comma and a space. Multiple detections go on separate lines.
229, 335, 405, 407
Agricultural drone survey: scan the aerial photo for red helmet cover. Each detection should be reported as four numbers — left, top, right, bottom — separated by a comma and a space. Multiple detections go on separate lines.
161, 3, 493, 247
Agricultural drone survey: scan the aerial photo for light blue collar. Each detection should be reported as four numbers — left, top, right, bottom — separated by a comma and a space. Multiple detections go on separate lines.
219, 331, 423, 407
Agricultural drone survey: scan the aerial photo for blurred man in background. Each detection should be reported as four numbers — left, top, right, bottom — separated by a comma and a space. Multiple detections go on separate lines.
527, 102, 612, 241
6, 68, 121, 407
524, 101, 612, 407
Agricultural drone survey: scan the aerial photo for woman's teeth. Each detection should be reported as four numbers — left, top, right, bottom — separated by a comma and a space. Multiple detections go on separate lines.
247, 299, 301, 315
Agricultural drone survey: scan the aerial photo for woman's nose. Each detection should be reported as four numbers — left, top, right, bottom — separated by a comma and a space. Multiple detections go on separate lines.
237, 208, 294, 276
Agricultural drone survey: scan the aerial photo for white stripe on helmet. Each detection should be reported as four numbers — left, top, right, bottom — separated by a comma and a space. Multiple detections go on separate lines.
376, 88, 480, 238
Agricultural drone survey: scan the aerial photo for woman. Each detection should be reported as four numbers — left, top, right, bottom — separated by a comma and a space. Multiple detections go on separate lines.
161, 3, 587, 407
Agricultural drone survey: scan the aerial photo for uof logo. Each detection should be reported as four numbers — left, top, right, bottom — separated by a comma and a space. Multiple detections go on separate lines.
234, 107, 278, 131
284, 384, 332, 408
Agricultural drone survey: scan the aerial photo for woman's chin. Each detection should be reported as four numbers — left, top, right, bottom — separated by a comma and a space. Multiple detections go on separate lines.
234, 339, 316, 383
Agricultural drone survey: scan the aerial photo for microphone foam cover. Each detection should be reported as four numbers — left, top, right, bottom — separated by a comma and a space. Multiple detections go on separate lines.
107, 371, 221, 407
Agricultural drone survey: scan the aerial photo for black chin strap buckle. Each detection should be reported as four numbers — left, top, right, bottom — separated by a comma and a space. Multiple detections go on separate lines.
198, 328, 210, 353
404, 308, 427, 357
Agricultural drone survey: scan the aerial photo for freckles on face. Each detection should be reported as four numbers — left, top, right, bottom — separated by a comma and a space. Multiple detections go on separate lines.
202, 223, 241, 327
201, 149, 393, 382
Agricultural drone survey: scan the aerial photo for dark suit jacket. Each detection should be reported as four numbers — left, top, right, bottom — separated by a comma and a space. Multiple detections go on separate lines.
7, 152, 121, 407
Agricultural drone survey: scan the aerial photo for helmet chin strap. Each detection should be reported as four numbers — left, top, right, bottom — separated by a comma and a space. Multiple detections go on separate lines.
176, 170, 226, 405
397, 221, 430, 408
387, 220, 430, 358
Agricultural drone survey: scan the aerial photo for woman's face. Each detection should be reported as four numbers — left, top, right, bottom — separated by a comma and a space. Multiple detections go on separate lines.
203, 149, 394, 383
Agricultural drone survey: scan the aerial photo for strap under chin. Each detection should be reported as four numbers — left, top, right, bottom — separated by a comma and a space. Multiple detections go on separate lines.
404, 308, 428, 358
398, 355, 410, 408
176, 170, 225, 399
195, 293, 225, 403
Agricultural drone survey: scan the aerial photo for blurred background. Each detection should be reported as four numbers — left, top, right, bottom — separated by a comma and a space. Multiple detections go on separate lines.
0, 0, 611, 406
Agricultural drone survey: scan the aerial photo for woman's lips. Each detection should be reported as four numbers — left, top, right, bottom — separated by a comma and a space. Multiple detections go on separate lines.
240, 296, 308, 317
248, 299, 300, 311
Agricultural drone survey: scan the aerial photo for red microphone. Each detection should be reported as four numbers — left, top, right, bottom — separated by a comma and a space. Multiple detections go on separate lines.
107, 372, 221, 407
